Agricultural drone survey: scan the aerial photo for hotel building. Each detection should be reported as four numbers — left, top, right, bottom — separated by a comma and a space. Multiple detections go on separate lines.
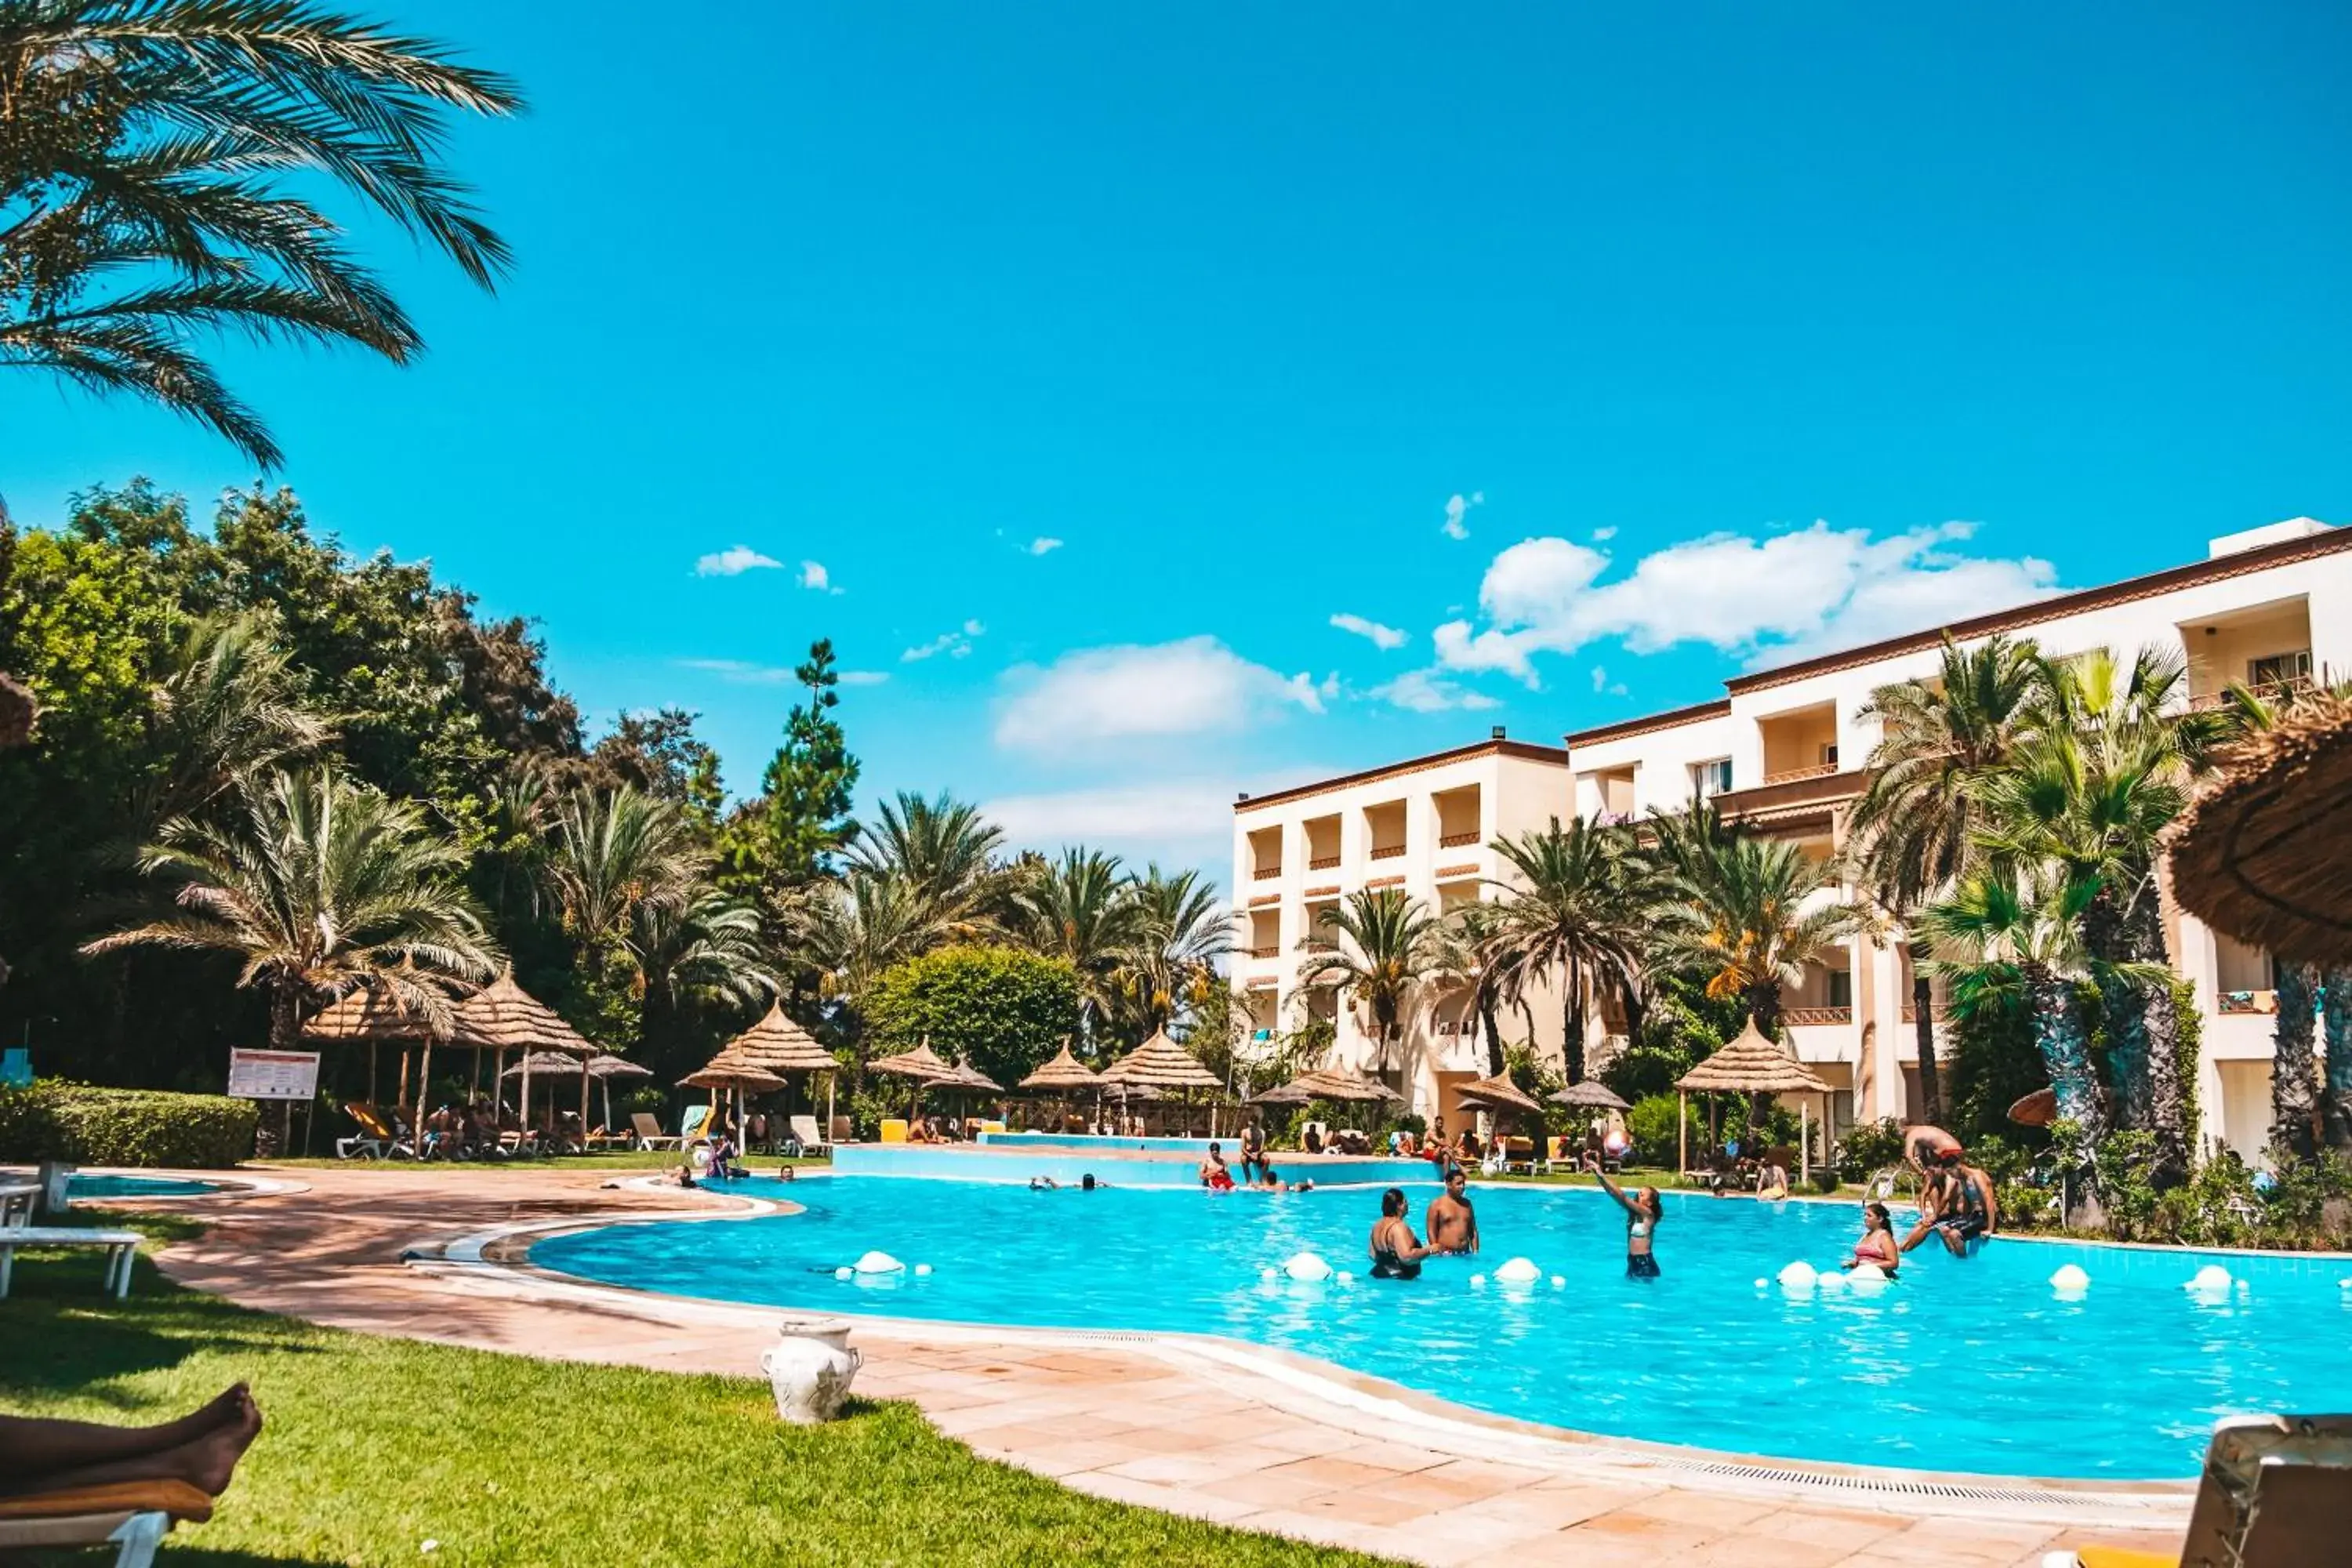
1232, 518, 2352, 1156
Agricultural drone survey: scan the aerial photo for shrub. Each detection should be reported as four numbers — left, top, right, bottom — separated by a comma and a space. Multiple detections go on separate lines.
1835, 1117, 1907, 1181
0, 1080, 258, 1167
862, 946, 1080, 1090
1624, 1093, 1697, 1167
1809, 1169, 1841, 1195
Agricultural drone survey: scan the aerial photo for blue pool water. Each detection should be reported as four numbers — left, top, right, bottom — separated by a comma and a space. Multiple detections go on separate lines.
65, 1174, 222, 1198
832, 1145, 1432, 1188
535, 1176, 2352, 1480
978, 1131, 1225, 1153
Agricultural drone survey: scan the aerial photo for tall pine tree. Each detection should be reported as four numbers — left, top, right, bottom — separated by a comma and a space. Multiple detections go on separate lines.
730, 639, 859, 892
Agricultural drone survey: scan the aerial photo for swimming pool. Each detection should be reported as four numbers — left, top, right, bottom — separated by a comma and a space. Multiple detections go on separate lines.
64, 1174, 223, 1199
831, 1144, 1432, 1187
534, 1176, 2352, 1480
977, 1131, 1227, 1153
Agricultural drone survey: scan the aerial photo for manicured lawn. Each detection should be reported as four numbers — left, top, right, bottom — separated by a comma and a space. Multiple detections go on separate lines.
1, 1239, 1396, 1567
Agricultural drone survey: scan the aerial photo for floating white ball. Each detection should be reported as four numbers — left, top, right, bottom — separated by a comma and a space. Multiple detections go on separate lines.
2186, 1264, 2232, 1294
1815, 1271, 1848, 1292
2049, 1264, 2091, 1294
1261, 1266, 1277, 1283
1777, 1261, 1819, 1290
1493, 1256, 1542, 1285
1282, 1250, 1333, 1283
913, 1263, 932, 1276
833, 1266, 852, 1280
1334, 1272, 1355, 1286
1755, 1278, 1769, 1290
1551, 1275, 1566, 1289
1849, 1263, 1887, 1282
1469, 1273, 1486, 1287
853, 1250, 904, 1276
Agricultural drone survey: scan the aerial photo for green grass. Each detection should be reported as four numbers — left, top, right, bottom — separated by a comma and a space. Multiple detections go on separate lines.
1, 1238, 1396, 1566
254, 1151, 830, 1172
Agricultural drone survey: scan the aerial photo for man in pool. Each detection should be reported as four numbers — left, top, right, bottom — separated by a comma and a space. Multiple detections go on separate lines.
1423, 1165, 1480, 1254
1368, 1187, 1430, 1279
1198, 1142, 1236, 1190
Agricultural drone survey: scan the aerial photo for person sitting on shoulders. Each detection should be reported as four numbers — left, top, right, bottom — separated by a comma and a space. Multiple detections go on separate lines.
1845, 1201, 1900, 1275
1368, 1188, 1431, 1279
1424, 1166, 1480, 1254
1199, 1141, 1236, 1191
1755, 1159, 1789, 1202
1900, 1159, 1995, 1255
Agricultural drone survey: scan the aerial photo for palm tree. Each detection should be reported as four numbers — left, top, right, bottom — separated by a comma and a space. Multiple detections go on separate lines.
541, 785, 701, 945
2270, 961, 2322, 1160
792, 869, 952, 1025
627, 889, 775, 1078
1009, 848, 1140, 1051
1294, 888, 1447, 1078
1482, 817, 1637, 1084
1847, 632, 2043, 1126
1, 0, 524, 466
1917, 869, 2106, 1131
1116, 865, 1231, 1031
846, 790, 1005, 937
1433, 900, 1512, 1076
139, 611, 332, 822
81, 766, 496, 1046
1650, 805, 1865, 1040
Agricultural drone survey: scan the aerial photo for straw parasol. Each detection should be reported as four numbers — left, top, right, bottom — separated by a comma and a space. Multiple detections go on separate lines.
1550, 1080, 1632, 1112
720, 1001, 841, 1131
1018, 1042, 1101, 1092
1101, 1029, 1225, 1134
1675, 1016, 1835, 1181
447, 971, 596, 1137
867, 1039, 959, 1124
302, 982, 443, 1146
587, 1053, 652, 1130
946, 1059, 1004, 1094
2169, 690, 2352, 964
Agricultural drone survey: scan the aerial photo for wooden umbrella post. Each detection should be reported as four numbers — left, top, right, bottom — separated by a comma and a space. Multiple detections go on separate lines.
1678, 1089, 1687, 1178
414, 1035, 434, 1162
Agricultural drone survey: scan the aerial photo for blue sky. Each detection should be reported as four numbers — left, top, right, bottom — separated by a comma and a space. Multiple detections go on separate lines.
9, 2, 2350, 877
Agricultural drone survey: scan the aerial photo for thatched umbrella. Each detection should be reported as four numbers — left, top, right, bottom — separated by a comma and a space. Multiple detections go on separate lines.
721, 1002, 841, 1135
1017, 1041, 1102, 1133
1551, 1080, 1632, 1112
1675, 1016, 1835, 1181
681, 1054, 788, 1155
1451, 1072, 1547, 1156
1101, 1029, 1224, 1134
448, 971, 595, 1138
588, 1054, 652, 1131
302, 983, 441, 1134
2169, 691, 2352, 965
868, 1039, 958, 1126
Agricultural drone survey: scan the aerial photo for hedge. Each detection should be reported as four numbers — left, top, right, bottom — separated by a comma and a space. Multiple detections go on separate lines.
0, 1081, 257, 1168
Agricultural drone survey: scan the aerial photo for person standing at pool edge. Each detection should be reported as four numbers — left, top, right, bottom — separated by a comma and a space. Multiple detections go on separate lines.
1369, 1188, 1430, 1279
1425, 1166, 1480, 1254
1586, 1155, 1662, 1277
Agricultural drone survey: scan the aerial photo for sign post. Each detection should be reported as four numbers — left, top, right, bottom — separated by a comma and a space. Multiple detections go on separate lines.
228, 1049, 321, 1159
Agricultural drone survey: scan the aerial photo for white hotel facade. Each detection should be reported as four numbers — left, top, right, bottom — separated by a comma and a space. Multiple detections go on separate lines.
1232, 519, 2352, 1158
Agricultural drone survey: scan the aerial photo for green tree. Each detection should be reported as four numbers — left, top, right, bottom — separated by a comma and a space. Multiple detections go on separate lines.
1918, 869, 2104, 1131
1847, 631, 2043, 1127
82, 766, 498, 1048
1294, 888, 1446, 1078
847, 790, 1004, 938
1008, 848, 1139, 1052
1, 0, 523, 466
1115, 865, 1230, 1033
862, 945, 1080, 1091
1481, 816, 1638, 1084
588, 710, 724, 833
728, 640, 859, 894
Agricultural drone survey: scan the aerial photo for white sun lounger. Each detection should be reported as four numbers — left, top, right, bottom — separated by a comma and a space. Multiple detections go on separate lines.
0, 1226, 143, 1298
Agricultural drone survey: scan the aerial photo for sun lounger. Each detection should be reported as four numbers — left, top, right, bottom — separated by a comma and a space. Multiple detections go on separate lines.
0, 1181, 38, 1226
336, 1101, 403, 1160
679, 1105, 713, 1145
788, 1115, 829, 1156
0, 1226, 144, 1299
2042, 1413, 2350, 1568
631, 1112, 681, 1151
0, 1479, 213, 1568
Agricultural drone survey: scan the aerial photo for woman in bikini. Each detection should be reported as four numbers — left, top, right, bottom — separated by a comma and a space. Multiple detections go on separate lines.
1586, 1155, 1663, 1277
1845, 1200, 1900, 1275
1367, 1187, 1430, 1279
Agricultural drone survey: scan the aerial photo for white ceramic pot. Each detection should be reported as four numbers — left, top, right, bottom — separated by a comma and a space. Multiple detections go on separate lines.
760, 1316, 861, 1425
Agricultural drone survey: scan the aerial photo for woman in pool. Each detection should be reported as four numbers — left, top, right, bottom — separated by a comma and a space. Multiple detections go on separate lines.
1368, 1188, 1430, 1279
1585, 1156, 1662, 1277
1845, 1201, 1900, 1275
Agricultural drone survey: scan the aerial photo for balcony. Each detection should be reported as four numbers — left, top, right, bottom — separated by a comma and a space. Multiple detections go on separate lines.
1247, 945, 1280, 960
1252, 864, 1282, 880
1898, 1003, 1953, 1023
2182, 597, 2312, 708
1762, 760, 1840, 786
2219, 989, 2280, 1015
1785, 1006, 1853, 1027
1438, 830, 1479, 848
1369, 844, 1407, 861
1308, 854, 1341, 870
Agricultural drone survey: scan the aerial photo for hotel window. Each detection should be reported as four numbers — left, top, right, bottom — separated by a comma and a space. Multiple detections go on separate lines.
2249, 650, 2312, 688
1827, 970, 1853, 1008
1691, 758, 1733, 800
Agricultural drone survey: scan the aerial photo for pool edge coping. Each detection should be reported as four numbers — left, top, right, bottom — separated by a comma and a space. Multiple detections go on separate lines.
417, 1175, 2198, 1529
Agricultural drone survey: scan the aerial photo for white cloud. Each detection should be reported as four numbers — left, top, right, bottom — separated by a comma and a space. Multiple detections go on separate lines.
983, 780, 1236, 847
1440, 490, 1486, 541
837, 670, 891, 687
1371, 668, 1502, 713
1434, 521, 2062, 685
1027, 536, 1064, 557
995, 636, 1324, 751
1590, 666, 1608, 693
798, 560, 844, 594
678, 657, 795, 684
1592, 526, 1618, 542
1329, 612, 1408, 651
694, 545, 782, 577
902, 619, 986, 662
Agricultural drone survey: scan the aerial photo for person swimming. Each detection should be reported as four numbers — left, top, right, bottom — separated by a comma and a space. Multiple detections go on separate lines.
1846, 1200, 1900, 1275
1424, 1165, 1480, 1254
1587, 1155, 1662, 1277
1368, 1187, 1430, 1279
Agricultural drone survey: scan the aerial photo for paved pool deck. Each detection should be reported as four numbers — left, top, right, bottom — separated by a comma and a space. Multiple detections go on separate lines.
130, 1166, 2187, 1568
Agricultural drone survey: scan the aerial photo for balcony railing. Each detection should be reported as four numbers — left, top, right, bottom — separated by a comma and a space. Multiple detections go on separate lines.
1784, 1005, 1853, 1026
1247, 945, 1280, 960
1369, 844, 1406, 860
2220, 989, 2280, 1015
1438, 830, 1479, 848
1252, 865, 1281, 880
1762, 760, 1841, 786
1308, 854, 1340, 870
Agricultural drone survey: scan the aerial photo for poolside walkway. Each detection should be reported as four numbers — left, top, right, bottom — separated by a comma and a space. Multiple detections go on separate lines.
148, 1167, 2185, 1568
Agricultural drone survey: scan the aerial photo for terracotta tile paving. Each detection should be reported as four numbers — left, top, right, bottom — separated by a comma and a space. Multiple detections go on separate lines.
122, 1167, 2193, 1568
